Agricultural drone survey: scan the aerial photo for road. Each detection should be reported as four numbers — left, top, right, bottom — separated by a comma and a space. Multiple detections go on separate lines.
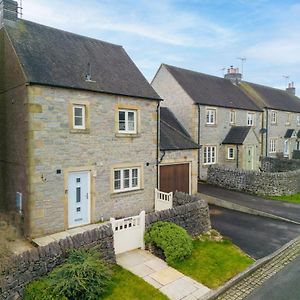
210, 205, 300, 259
246, 254, 300, 300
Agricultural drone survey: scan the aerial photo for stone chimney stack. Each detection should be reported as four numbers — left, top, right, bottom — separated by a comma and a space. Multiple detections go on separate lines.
286, 82, 296, 96
224, 66, 242, 85
0, 0, 18, 27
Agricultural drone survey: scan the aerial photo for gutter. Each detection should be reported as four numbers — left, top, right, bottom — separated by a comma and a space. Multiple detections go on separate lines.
265, 108, 269, 156
156, 100, 161, 188
197, 104, 201, 181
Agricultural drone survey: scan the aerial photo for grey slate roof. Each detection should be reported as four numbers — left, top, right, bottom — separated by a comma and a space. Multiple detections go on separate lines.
222, 126, 251, 145
4, 19, 161, 100
163, 64, 262, 111
160, 107, 199, 151
284, 129, 296, 139
240, 82, 300, 113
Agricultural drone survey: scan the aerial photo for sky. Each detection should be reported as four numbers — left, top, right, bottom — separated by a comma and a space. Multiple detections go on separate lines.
21, 0, 300, 95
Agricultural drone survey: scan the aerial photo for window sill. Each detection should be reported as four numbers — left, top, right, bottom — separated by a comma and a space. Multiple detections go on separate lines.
111, 188, 144, 197
202, 163, 217, 168
205, 124, 217, 127
115, 133, 141, 138
70, 128, 90, 134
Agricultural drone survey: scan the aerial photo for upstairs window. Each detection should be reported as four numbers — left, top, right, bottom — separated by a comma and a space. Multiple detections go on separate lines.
118, 109, 137, 134
73, 105, 86, 129
247, 112, 255, 126
206, 108, 216, 125
297, 115, 300, 126
114, 167, 140, 192
229, 110, 236, 125
271, 111, 277, 125
286, 113, 291, 125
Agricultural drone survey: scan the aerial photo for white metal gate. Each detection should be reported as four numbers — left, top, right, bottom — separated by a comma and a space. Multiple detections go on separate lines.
110, 211, 145, 255
155, 188, 173, 211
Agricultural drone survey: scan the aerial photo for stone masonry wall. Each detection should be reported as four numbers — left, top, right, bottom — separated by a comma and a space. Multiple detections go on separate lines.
261, 156, 300, 172
146, 198, 211, 237
207, 165, 300, 196
0, 223, 115, 299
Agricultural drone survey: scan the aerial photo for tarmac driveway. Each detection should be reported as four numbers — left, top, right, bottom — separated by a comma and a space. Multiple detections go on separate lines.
210, 205, 300, 260
200, 183, 300, 223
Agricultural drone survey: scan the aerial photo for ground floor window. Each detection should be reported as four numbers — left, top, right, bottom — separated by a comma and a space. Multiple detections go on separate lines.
227, 147, 235, 159
284, 140, 289, 157
204, 146, 217, 165
114, 167, 140, 192
269, 139, 276, 153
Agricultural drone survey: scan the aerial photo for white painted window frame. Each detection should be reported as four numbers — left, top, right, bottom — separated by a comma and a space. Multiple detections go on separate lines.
118, 109, 137, 134
227, 147, 235, 160
284, 139, 289, 157
206, 108, 216, 125
297, 115, 300, 126
247, 112, 255, 126
114, 167, 140, 193
73, 105, 86, 129
271, 111, 277, 124
203, 145, 217, 165
286, 113, 291, 125
269, 139, 276, 153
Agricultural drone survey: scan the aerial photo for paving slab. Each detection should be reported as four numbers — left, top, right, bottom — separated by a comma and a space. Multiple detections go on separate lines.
117, 249, 210, 300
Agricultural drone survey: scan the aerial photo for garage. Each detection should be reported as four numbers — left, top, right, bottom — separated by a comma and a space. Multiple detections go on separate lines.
159, 163, 190, 193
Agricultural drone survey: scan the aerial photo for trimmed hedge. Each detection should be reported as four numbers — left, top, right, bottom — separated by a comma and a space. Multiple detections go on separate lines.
24, 249, 112, 300
144, 221, 193, 265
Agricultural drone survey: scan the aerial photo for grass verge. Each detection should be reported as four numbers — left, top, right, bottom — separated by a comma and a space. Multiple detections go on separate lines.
103, 265, 168, 300
172, 238, 254, 289
268, 193, 300, 204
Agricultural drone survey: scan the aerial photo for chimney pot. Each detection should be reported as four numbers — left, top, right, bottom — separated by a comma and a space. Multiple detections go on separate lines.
286, 82, 296, 96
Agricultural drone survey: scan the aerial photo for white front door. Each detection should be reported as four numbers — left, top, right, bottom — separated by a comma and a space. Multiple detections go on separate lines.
68, 171, 90, 228
284, 140, 289, 157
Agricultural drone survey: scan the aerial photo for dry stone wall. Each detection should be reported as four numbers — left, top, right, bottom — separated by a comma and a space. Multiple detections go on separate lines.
0, 223, 115, 300
261, 156, 300, 172
207, 165, 300, 196
146, 197, 211, 236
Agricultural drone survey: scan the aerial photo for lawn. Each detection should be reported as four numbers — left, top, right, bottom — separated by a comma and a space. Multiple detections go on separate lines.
268, 193, 300, 204
103, 265, 168, 300
172, 239, 254, 289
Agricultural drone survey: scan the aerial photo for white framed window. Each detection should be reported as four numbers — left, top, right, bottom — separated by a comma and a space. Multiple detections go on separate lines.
114, 167, 140, 192
271, 111, 277, 124
286, 113, 291, 125
297, 115, 300, 126
284, 140, 289, 157
229, 110, 236, 125
247, 112, 255, 126
73, 105, 86, 129
118, 109, 137, 133
269, 139, 276, 153
203, 146, 217, 165
227, 147, 235, 159
206, 108, 216, 125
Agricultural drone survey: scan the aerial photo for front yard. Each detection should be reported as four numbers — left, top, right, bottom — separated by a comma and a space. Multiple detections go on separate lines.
269, 193, 300, 204
172, 238, 254, 288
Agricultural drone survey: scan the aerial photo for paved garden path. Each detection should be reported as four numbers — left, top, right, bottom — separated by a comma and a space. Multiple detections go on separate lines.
117, 249, 210, 300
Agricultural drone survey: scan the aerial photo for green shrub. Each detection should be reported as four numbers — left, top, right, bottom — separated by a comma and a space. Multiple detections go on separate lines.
144, 221, 193, 265
24, 249, 112, 300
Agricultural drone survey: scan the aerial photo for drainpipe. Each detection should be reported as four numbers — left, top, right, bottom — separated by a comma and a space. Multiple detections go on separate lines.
236, 145, 239, 168
156, 100, 161, 189
197, 104, 201, 181
265, 108, 269, 156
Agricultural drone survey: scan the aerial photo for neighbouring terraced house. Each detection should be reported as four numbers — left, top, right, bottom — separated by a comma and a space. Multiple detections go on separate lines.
0, 0, 162, 237
152, 64, 263, 180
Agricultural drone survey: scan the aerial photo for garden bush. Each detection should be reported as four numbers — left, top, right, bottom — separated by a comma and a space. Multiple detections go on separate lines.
144, 221, 193, 265
24, 249, 112, 300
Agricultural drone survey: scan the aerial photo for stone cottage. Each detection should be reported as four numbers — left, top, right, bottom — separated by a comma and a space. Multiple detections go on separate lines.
0, 1, 161, 237
159, 107, 199, 194
152, 64, 263, 180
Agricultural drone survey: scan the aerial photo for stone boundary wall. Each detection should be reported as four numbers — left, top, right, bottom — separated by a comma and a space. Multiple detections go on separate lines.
261, 156, 300, 172
146, 198, 211, 236
0, 223, 115, 299
207, 165, 300, 196
293, 150, 300, 160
